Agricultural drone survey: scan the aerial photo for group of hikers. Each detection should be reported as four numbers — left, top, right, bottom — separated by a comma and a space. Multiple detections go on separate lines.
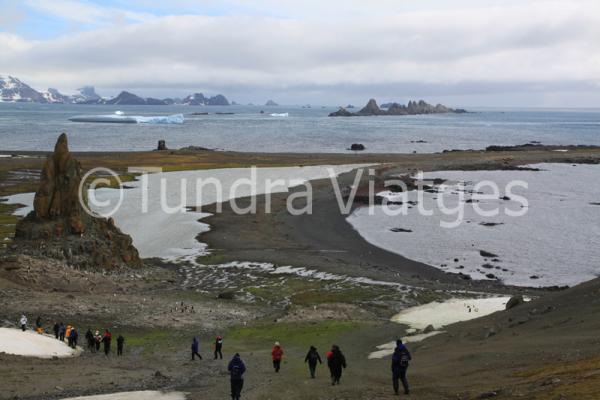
19, 315, 125, 356
193, 336, 412, 399
19, 314, 411, 398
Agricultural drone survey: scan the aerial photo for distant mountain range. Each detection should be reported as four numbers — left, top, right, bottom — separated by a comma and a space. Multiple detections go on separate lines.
0, 75, 230, 106
329, 98, 467, 117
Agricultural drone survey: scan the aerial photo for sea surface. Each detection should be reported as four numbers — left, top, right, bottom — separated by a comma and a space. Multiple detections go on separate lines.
1, 103, 600, 153
347, 163, 600, 288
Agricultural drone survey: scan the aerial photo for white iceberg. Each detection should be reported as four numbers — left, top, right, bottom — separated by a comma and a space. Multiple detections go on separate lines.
69, 112, 184, 124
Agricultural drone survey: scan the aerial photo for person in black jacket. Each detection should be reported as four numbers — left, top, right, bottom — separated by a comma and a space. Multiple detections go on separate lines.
117, 335, 125, 356
304, 346, 322, 378
53, 322, 60, 339
228, 353, 246, 400
85, 329, 95, 352
327, 345, 347, 385
391, 339, 412, 395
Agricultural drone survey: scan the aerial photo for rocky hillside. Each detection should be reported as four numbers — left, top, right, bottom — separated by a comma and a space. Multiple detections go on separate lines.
330, 98, 467, 116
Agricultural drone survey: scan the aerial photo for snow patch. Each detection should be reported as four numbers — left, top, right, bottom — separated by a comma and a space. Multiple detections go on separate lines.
61, 391, 187, 400
0, 328, 79, 358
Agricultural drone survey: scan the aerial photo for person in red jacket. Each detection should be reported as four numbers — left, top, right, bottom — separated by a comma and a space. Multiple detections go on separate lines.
271, 342, 284, 373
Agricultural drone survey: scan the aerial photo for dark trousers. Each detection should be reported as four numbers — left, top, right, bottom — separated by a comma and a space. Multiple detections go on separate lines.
117, 346, 123, 356
308, 362, 317, 378
273, 360, 281, 372
393, 368, 409, 394
330, 368, 342, 384
214, 348, 222, 359
60, 333, 65, 341
192, 351, 202, 360
104, 344, 110, 356
21, 325, 26, 332
230, 378, 244, 400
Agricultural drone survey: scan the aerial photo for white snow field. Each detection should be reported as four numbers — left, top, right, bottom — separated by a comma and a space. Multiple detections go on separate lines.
348, 163, 600, 287
3, 164, 369, 259
368, 297, 510, 359
61, 391, 187, 400
391, 297, 511, 330
0, 328, 78, 358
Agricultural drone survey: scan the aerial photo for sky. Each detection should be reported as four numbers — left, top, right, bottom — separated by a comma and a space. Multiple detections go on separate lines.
1, 0, 599, 107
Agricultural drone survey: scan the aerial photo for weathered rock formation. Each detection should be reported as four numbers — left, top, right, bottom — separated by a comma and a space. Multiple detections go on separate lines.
13, 133, 142, 270
157, 140, 168, 151
329, 99, 466, 117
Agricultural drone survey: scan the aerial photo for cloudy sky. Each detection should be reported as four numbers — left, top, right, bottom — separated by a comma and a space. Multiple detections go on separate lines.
1, 0, 599, 107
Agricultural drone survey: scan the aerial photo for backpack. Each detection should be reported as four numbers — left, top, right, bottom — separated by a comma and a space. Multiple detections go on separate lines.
230, 363, 242, 379
399, 351, 410, 367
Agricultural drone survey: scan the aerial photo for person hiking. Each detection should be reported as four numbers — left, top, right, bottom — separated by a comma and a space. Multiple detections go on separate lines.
214, 336, 223, 360
85, 329, 95, 352
35, 316, 42, 333
191, 337, 202, 360
19, 315, 27, 331
66, 325, 73, 347
102, 329, 112, 356
304, 346, 322, 378
117, 334, 125, 356
391, 339, 412, 395
327, 345, 347, 385
69, 327, 78, 348
271, 342, 284, 373
94, 330, 102, 352
59, 322, 66, 341
228, 353, 246, 400
53, 322, 60, 339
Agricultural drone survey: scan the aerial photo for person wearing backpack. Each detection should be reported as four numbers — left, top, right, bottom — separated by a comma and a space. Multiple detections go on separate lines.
327, 345, 347, 385
391, 339, 412, 395
228, 353, 246, 400
304, 346, 322, 378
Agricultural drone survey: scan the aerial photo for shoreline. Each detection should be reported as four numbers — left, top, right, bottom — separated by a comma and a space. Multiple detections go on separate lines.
2, 145, 600, 399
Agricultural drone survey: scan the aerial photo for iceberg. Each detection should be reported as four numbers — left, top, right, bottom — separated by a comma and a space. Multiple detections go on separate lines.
69, 112, 184, 124
269, 112, 289, 117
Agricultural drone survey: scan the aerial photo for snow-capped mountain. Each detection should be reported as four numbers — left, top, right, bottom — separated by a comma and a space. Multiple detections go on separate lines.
0, 75, 230, 105
0, 75, 45, 102
41, 88, 72, 103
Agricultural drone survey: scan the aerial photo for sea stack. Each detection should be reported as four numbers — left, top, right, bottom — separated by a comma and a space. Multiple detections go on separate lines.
13, 133, 142, 270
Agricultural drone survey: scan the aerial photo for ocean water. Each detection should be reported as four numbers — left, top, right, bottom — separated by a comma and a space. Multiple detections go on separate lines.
347, 163, 600, 288
1, 103, 600, 153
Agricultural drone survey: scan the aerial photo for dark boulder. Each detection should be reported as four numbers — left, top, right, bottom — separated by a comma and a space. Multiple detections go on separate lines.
157, 140, 167, 151
349, 143, 366, 151
505, 295, 525, 310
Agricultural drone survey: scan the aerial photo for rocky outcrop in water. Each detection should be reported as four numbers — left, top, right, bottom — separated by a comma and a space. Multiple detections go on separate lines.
329, 99, 466, 117
12, 134, 142, 270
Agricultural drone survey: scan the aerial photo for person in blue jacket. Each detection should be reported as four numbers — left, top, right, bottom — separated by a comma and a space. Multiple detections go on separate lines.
191, 337, 202, 360
228, 353, 246, 400
391, 339, 412, 395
